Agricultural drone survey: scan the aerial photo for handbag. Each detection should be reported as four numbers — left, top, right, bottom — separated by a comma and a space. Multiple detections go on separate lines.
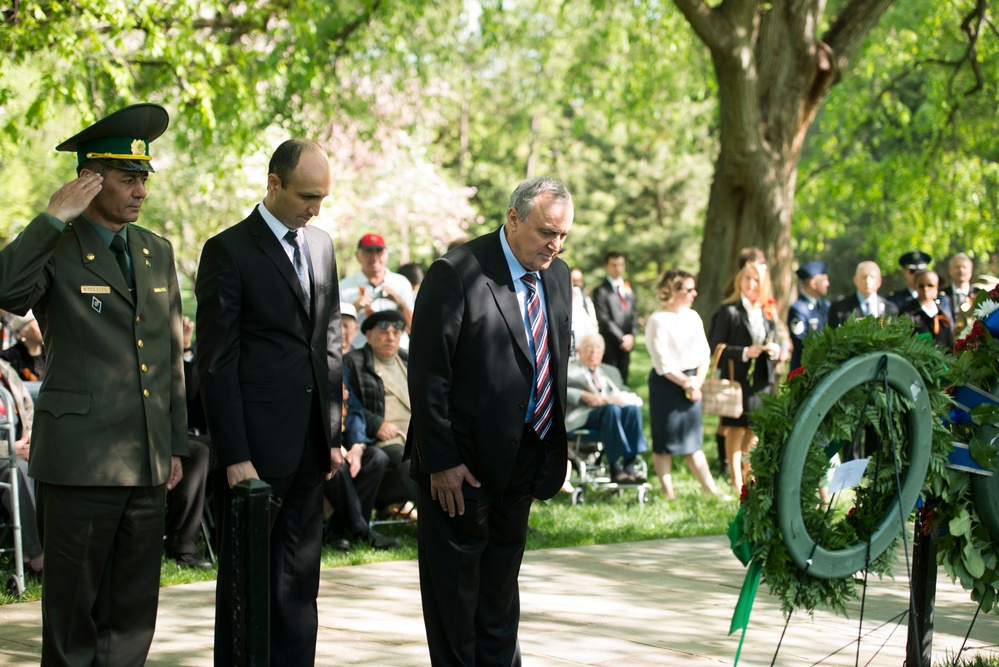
701, 344, 744, 419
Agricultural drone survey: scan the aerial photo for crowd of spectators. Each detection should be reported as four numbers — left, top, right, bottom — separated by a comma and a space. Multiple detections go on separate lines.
0, 232, 987, 576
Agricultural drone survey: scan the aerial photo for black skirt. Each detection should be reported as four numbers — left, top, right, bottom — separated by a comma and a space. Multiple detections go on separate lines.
649, 369, 703, 455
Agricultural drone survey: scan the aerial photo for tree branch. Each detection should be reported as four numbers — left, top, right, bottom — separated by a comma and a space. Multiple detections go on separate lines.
672, 0, 726, 52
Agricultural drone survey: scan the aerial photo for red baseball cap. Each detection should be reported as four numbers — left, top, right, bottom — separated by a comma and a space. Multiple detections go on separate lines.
358, 233, 386, 250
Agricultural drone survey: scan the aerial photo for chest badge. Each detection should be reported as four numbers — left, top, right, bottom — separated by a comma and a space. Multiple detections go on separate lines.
92, 297, 102, 314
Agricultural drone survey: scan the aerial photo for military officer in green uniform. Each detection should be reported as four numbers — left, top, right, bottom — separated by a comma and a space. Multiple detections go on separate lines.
0, 104, 188, 666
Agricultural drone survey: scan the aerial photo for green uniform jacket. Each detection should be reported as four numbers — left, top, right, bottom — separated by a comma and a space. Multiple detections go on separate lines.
0, 213, 187, 486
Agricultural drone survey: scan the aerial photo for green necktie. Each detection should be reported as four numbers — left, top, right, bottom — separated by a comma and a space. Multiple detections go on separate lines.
109, 235, 135, 289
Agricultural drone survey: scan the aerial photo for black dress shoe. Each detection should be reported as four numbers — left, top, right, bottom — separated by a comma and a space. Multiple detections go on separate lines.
611, 471, 632, 484
172, 553, 214, 570
366, 529, 401, 550
327, 534, 352, 552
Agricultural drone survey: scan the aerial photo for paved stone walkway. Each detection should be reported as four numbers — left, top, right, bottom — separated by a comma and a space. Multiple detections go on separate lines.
0, 535, 996, 665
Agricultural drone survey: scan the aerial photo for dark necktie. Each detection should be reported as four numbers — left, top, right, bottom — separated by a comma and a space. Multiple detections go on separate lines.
109, 235, 134, 289
522, 273, 554, 440
284, 230, 311, 311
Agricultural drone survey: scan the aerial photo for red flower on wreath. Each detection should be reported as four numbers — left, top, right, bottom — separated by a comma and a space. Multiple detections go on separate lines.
990, 284, 999, 300
954, 319, 986, 353
787, 365, 807, 381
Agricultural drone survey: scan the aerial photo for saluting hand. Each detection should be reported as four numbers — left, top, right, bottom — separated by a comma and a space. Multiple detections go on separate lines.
430, 463, 481, 518
44, 172, 103, 223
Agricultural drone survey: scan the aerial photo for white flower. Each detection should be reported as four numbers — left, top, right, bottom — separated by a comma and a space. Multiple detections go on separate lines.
973, 298, 999, 320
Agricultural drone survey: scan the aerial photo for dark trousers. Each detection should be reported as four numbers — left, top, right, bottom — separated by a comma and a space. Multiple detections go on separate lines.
36, 482, 166, 667
582, 404, 646, 467
165, 435, 210, 556
324, 445, 388, 538
418, 424, 548, 667
213, 421, 326, 667
601, 343, 631, 385
374, 441, 419, 510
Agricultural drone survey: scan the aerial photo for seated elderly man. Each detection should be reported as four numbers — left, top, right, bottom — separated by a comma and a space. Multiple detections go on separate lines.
567, 333, 647, 483
343, 309, 418, 519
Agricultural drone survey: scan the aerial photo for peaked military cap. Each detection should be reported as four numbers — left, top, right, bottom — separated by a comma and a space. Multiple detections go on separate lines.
899, 250, 932, 270
795, 261, 828, 281
56, 104, 169, 173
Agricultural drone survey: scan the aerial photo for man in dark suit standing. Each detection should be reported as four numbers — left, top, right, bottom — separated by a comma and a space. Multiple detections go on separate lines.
0, 104, 188, 665
828, 260, 899, 329
407, 177, 574, 667
787, 261, 830, 370
593, 251, 637, 384
196, 139, 343, 666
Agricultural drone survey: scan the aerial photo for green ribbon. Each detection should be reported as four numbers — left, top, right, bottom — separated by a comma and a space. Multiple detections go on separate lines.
727, 505, 761, 666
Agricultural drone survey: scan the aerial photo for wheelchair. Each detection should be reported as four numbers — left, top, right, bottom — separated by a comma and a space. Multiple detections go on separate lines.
566, 428, 650, 506
0, 385, 25, 596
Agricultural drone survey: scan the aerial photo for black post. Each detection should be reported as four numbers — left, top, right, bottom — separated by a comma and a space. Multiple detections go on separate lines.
231, 479, 271, 666
906, 508, 937, 667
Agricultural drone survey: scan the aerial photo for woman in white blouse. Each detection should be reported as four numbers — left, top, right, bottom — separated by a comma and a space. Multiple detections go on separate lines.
645, 269, 727, 500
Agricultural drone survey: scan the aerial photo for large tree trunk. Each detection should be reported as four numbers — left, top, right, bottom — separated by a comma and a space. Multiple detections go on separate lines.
675, 0, 895, 320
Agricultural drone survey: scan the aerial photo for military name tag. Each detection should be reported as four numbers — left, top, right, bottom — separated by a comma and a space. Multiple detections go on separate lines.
81, 286, 111, 294
153, 287, 167, 293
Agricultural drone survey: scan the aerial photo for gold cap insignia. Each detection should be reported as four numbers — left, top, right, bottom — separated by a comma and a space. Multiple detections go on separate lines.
131, 139, 147, 156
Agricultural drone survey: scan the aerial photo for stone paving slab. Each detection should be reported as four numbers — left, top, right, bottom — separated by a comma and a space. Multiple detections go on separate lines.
0, 535, 997, 665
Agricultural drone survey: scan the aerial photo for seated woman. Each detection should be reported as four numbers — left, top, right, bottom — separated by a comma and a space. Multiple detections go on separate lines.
1, 311, 45, 382
901, 270, 954, 351
0, 357, 43, 574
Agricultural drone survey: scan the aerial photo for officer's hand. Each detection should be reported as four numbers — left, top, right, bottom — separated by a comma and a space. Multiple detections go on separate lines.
45, 173, 103, 222
166, 456, 184, 491
430, 464, 481, 518
344, 443, 364, 478
226, 460, 260, 488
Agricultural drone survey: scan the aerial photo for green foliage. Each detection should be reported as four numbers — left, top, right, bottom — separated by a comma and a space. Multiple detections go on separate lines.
796, 1, 999, 295
740, 317, 954, 616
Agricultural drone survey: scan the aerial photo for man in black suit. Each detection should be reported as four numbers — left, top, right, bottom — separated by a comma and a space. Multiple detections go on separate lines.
828, 260, 899, 328
407, 177, 573, 667
593, 251, 637, 384
196, 139, 343, 666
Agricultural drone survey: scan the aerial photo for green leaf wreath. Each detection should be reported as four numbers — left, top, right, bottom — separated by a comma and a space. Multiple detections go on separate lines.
935, 285, 999, 615
736, 317, 954, 616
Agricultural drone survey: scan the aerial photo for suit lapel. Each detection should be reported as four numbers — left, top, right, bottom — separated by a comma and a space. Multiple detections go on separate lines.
249, 212, 311, 318
483, 230, 532, 364
74, 218, 134, 304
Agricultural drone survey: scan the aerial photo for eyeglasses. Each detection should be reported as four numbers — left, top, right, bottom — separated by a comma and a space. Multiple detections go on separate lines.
376, 320, 404, 331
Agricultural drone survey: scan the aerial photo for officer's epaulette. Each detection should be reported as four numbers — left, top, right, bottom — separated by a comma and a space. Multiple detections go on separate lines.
129, 224, 172, 244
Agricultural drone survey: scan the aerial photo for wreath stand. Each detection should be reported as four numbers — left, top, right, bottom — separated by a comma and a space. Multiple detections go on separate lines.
766, 351, 998, 666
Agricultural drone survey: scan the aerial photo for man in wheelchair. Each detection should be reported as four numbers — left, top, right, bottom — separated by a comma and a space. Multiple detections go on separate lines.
566, 334, 647, 483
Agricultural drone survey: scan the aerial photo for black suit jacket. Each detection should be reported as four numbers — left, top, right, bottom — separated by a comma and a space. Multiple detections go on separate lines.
707, 302, 776, 390
195, 207, 342, 478
592, 277, 636, 347
827, 293, 899, 329
405, 227, 571, 500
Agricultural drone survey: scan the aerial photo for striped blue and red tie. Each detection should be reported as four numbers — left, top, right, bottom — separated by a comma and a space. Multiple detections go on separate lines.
522, 273, 553, 440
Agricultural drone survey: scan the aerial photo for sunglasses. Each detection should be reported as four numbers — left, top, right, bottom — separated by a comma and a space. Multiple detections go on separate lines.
375, 320, 404, 331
